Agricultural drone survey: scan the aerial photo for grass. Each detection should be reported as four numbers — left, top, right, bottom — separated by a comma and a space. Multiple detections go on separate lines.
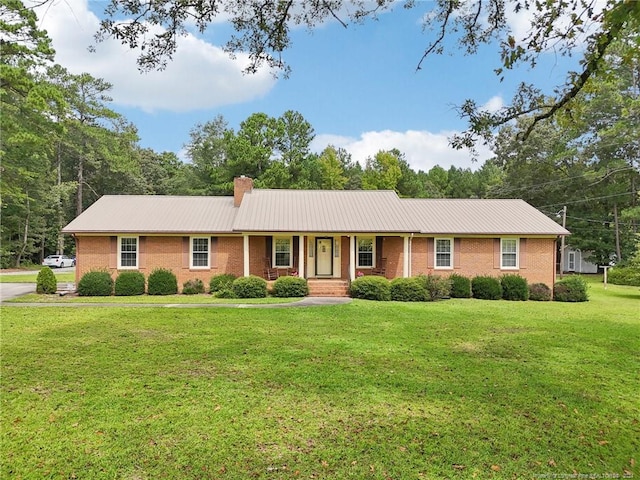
6, 293, 300, 304
0, 271, 75, 283
1, 282, 638, 479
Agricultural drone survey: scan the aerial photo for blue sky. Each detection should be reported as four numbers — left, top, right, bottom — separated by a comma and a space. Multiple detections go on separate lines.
33, 0, 579, 172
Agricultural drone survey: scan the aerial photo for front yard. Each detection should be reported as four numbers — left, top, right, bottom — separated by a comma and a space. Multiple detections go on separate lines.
1, 282, 638, 478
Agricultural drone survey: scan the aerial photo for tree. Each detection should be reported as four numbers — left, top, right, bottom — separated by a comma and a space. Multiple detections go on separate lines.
317, 146, 348, 190
362, 150, 403, 192
92, 0, 640, 146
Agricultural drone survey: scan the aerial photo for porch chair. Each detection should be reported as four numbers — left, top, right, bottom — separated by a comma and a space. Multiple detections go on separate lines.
372, 258, 387, 277
263, 257, 279, 280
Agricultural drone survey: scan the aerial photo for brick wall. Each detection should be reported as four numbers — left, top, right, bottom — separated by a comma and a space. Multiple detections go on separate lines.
382, 236, 404, 279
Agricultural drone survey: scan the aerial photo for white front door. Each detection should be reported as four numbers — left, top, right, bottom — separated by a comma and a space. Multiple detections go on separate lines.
316, 238, 333, 276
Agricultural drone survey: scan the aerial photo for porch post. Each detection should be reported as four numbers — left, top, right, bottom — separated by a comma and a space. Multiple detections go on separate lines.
349, 235, 356, 281
403, 236, 409, 278
298, 235, 305, 278
243, 235, 250, 277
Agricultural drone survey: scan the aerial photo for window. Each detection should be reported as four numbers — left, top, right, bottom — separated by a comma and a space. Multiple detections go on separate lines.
357, 237, 374, 268
274, 237, 292, 268
501, 238, 518, 269
568, 251, 575, 271
119, 236, 138, 269
191, 237, 210, 268
435, 238, 453, 268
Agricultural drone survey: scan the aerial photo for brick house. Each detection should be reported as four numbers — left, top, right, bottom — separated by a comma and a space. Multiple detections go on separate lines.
62, 176, 569, 295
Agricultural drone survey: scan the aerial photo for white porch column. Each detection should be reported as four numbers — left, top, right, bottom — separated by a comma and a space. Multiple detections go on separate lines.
349, 235, 356, 281
243, 235, 250, 277
403, 236, 409, 278
298, 235, 305, 278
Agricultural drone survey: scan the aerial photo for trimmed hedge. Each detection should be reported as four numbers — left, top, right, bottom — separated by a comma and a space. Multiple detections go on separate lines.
471, 276, 502, 300
390, 277, 428, 302
607, 266, 640, 286
182, 278, 205, 295
554, 276, 589, 302
272, 276, 309, 298
349, 276, 391, 301
449, 274, 472, 298
147, 268, 178, 295
214, 288, 236, 299
421, 274, 451, 301
210, 273, 237, 293
114, 271, 145, 296
529, 283, 552, 301
78, 270, 114, 296
232, 276, 267, 298
501, 274, 529, 301
36, 267, 57, 294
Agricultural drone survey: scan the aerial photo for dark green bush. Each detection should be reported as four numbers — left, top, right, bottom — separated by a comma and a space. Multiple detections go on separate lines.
232, 276, 267, 298
421, 274, 451, 301
114, 271, 145, 296
349, 276, 391, 301
500, 274, 529, 301
607, 266, 640, 286
471, 276, 503, 300
554, 276, 589, 302
529, 283, 552, 301
209, 273, 237, 293
147, 268, 178, 295
214, 288, 236, 299
390, 277, 428, 302
36, 267, 57, 294
78, 270, 114, 296
272, 276, 309, 297
449, 274, 472, 298
182, 278, 205, 295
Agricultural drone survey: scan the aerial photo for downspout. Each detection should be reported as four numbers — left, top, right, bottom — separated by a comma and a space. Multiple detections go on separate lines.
409, 233, 413, 277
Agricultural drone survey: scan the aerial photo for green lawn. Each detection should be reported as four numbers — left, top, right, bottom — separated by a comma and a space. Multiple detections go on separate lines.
8, 293, 300, 304
1, 283, 638, 479
0, 271, 75, 283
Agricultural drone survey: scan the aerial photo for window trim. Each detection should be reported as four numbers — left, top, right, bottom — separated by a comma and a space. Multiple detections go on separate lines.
501, 238, 519, 269
568, 251, 575, 271
434, 237, 453, 269
190, 236, 210, 269
273, 236, 293, 268
118, 236, 139, 269
356, 236, 375, 268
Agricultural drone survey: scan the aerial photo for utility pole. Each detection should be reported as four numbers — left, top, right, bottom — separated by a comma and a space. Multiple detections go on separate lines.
559, 206, 567, 279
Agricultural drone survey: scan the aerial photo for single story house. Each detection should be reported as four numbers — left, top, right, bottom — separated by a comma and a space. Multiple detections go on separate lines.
62, 176, 570, 295
561, 247, 600, 274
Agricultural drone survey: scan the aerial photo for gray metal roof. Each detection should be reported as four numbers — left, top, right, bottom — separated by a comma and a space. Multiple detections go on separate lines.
233, 189, 416, 233
62, 195, 237, 234
62, 192, 569, 236
402, 198, 570, 235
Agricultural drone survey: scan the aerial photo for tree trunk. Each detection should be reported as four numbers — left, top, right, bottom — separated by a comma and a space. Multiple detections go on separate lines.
77, 155, 84, 216
613, 203, 622, 262
16, 195, 30, 267
57, 142, 65, 254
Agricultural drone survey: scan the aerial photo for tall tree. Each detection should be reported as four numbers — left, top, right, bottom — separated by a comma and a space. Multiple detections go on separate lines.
362, 150, 403, 192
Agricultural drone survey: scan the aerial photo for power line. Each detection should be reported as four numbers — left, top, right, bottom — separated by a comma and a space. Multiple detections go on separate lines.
536, 191, 635, 209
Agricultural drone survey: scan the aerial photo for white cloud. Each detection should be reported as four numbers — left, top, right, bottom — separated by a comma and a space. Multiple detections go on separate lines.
32, 0, 276, 112
481, 95, 504, 113
311, 129, 492, 172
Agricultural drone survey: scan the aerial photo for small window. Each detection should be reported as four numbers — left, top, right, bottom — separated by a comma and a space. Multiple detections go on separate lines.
119, 236, 138, 269
501, 238, 518, 269
191, 237, 210, 269
435, 238, 453, 268
357, 237, 374, 268
274, 237, 292, 268
568, 251, 575, 271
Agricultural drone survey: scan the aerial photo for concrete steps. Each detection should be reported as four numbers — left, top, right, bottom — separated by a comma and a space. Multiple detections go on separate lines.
307, 279, 350, 297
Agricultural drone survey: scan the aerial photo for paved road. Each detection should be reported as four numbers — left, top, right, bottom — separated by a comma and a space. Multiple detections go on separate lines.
0, 283, 36, 301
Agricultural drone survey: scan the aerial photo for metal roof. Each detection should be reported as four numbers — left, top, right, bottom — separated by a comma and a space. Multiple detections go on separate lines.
402, 198, 570, 235
62, 195, 237, 234
232, 189, 416, 233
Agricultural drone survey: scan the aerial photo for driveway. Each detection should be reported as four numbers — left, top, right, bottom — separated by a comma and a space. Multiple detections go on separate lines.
0, 283, 36, 301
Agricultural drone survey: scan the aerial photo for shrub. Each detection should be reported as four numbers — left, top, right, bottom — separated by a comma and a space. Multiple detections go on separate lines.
232, 276, 267, 298
449, 274, 472, 298
77, 270, 114, 296
114, 271, 145, 296
209, 273, 237, 293
390, 277, 428, 302
554, 276, 589, 302
421, 274, 451, 301
182, 278, 205, 295
36, 267, 57, 294
607, 266, 640, 286
147, 268, 178, 295
500, 274, 529, 301
214, 288, 236, 299
529, 283, 552, 301
471, 276, 502, 300
272, 276, 309, 297
349, 276, 391, 301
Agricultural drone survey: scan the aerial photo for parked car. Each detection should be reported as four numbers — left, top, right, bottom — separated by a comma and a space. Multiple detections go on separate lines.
42, 255, 75, 268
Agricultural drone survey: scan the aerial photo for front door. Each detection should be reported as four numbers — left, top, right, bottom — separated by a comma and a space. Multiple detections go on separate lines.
315, 238, 333, 276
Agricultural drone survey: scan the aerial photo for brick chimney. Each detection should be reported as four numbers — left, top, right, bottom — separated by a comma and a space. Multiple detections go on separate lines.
234, 176, 253, 207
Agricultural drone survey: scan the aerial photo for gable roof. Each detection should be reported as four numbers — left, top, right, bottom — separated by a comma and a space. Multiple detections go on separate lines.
62, 190, 570, 236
